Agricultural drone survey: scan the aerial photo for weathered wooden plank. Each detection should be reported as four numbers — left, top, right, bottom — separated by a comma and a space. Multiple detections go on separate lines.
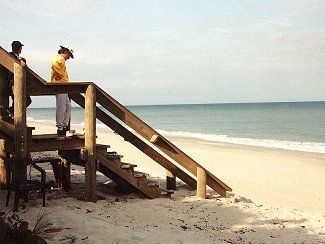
0, 119, 14, 138
166, 170, 176, 190
29, 136, 85, 152
0, 65, 10, 187
5, 134, 85, 153
28, 83, 88, 95
69, 93, 197, 190
14, 63, 28, 210
85, 84, 97, 202
31, 134, 84, 140
0, 46, 14, 73
197, 166, 207, 199
0, 66, 9, 118
94, 84, 232, 196
0, 139, 9, 187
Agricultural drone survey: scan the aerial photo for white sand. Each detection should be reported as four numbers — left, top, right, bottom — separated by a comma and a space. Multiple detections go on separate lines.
1, 121, 324, 243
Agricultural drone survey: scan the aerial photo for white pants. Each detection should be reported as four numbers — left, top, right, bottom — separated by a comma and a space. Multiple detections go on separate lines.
55, 94, 71, 130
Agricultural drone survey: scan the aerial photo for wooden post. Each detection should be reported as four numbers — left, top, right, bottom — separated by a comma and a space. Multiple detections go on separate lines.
0, 140, 9, 188
166, 170, 176, 190
61, 158, 71, 191
51, 158, 71, 191
13, 63, 27, 209
0, 67, 9, 188
85, 84, 97, 202
0, 66, 9, 118
197, 166, 207, 199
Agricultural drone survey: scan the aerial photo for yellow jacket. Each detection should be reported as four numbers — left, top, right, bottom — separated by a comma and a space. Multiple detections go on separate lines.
51, 55, 69, 83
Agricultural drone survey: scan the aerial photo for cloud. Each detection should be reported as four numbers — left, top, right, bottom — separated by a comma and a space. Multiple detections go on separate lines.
260, 18, 293, 27
132, 71, 143, 76
211, 27, 234, 33
154, 68, 164, 73
41, 0, 93, 13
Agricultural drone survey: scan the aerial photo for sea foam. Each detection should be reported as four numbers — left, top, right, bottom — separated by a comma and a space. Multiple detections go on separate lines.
156, 129, 325, 154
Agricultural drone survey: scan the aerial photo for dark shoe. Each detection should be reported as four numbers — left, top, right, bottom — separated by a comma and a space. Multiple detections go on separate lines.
57, 129, 66, 137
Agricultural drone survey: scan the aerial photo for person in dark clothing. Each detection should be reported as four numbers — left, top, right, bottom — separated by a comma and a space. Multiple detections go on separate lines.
8, 41, 32, 115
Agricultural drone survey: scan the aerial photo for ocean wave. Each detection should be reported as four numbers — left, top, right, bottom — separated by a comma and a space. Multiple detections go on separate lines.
156, 129, 325, 154
28, 117, 113, 131
27, 117, 55, 124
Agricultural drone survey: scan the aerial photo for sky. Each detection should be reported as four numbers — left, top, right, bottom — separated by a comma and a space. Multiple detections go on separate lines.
1, 0, 324, 107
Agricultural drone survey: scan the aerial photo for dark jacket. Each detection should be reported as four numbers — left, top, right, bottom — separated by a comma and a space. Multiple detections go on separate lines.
7, 52, 27, 93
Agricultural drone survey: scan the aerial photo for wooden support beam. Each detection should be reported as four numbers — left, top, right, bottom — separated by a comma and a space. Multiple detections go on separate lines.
29, 134, 85, 152
28, 83, 88, 96
4, 135, 85, 153
0, 65, 9, 119
14, 63, 27, 178
0, 119, 15, 138
85, 84, 97, 202
166, 170, 176, 191
197, 166, 207, 199
13, 63, 28, 210
52, 155, 71, 192
150, 134, 159, 143
0, 47, 14, 73
0, 139, 9, 188
0, 67, 10, 187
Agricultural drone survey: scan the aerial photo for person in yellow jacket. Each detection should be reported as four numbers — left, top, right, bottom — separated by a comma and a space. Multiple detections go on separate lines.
51, 45, 74, 136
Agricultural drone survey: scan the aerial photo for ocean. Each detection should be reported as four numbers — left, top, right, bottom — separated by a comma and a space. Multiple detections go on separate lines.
27, 101, 325, 154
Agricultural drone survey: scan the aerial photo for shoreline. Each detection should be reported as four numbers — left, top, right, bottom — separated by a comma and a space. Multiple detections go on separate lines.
164, 133, 325, 159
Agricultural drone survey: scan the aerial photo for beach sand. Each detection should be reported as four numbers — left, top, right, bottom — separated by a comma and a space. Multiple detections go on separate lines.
1, 121, 324, 243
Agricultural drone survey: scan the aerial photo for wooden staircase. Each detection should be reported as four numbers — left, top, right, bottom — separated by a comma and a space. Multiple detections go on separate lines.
71, 144, 173, 198
96, 146, 173, 198
0, 45, 231, 205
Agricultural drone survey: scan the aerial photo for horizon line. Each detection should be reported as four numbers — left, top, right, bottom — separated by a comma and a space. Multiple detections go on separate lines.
28, 100, 325, 109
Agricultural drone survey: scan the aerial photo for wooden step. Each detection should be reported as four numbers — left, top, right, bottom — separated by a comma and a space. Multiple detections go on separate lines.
96, 144, 110, 150
133, 171, 148, 178
28, 134, 85, 152
97, 150, 161, 198
147, 180, 159, 187
31, 155, 61, 164
160, 189, 174, 198
107, 153, 123, 161
120, 163, 137, 171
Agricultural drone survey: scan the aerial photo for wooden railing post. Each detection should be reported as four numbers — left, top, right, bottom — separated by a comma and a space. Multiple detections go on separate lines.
166, 170, 176, 190
0, 66, 9, 118
197, 166, 207, 199
0, 66, 9, 187
14, 63, 27, 209
85, 84, 97, 202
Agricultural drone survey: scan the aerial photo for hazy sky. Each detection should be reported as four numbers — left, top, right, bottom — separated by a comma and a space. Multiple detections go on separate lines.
1, 0, 324, 107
